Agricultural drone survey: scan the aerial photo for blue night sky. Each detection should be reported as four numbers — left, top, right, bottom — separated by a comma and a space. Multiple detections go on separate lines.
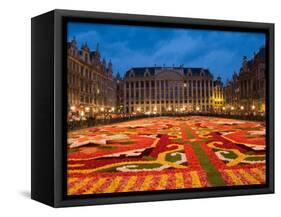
67, 22, 265, 83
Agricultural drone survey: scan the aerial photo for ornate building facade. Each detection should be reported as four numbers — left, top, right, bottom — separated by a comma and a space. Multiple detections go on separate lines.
225, 47, 266, 114
67, 38, 116, 117
67, 38, 264, 118
213, 77, 225, 112
123, 66, 224, 114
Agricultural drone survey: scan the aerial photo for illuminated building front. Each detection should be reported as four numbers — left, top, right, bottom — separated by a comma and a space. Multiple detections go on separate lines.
67, 38, 116, 118
123, 66, 224, 114
225, 46, 266, 114
67, 38, 265, 119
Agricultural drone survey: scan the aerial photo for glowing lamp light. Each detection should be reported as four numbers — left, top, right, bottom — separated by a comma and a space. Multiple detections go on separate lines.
240, 106, 244, 110
222, 107, 226, 111
85, 107, 90, 112
168, 107, 172, 111
70, 106, 76, 111
137, 107, 141, 112
80, 111, 85, 117
196, 106, 200, 111
251, 105, 256, 110
100, 107, 104, 112
231, 106, 235, 111
111, 107, 115, 112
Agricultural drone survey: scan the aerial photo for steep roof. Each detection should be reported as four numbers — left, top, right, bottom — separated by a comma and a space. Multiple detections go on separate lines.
239, 46, 265, 73
256, 46, 265, 59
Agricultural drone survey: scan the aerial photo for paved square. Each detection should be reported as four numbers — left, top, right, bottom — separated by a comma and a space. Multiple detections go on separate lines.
67, 116, 266, 195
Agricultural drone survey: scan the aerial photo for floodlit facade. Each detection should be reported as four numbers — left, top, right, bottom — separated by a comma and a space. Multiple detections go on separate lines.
67, 38, 116, 117
66, 39, 265, 118
225, 47, 266, 114
123, 66, 224, 114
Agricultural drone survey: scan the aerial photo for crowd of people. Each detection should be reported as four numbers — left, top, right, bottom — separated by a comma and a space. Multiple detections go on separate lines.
67, 109, 265, 131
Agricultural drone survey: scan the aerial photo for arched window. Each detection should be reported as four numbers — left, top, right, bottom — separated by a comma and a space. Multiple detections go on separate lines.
144, 69, 150, 77
144, 71, 150, 77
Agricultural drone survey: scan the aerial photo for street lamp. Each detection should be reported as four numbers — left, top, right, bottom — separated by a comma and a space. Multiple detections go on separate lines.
145, 111, 151, 115
231, 106, 234, 111
251, 105, 255, 110
196, 106, 200, 111
100, 107, 104, 112
240, 106, 244, 110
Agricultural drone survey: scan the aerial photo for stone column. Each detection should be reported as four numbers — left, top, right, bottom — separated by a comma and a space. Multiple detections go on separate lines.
163, 80, 165, 110
123, 81, 127, 114
204, 80, 206, 112
190, 79, 191, 108
170, 81, 172, 110
208, 79, 211, 112
144, 80, 146, 112
211, 81, 214, 111
195, 80, 198, 109
133, 81, 136, 112
159, 80, 162, 113
168, 81, 173, 111
172, 82, 175, 110
139, 80, 141, 111
199, 80, 201, 110
186, 80, 189, 110
149, 80, 152, 112
182, 81, 185, 109
181, 80, 185, 107
128, 81, 131, 113
176, 81, 178, 109
156, 80, 158, 112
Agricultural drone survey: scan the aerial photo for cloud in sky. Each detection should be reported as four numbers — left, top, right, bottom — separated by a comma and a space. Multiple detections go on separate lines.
67, 22, 265, 83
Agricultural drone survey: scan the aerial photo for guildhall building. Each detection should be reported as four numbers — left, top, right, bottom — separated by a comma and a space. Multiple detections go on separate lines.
123, 66, 224, 114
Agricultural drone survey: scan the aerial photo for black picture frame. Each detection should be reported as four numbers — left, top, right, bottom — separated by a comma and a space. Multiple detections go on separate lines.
31, 9, 274, 207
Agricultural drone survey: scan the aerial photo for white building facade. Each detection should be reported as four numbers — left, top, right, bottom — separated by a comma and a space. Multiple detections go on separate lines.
123, 66, 224, 114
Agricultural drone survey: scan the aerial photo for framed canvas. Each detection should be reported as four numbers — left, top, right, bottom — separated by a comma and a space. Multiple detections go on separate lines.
31, 9, 274, 207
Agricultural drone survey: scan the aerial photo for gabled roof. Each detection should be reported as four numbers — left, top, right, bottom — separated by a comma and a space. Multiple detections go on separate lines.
256, 46, 265, 59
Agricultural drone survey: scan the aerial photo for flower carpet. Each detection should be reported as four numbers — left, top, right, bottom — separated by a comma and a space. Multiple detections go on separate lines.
67, 116, 266, 195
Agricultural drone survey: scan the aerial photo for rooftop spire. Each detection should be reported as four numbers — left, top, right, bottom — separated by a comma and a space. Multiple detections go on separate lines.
71, 36, 77, 46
